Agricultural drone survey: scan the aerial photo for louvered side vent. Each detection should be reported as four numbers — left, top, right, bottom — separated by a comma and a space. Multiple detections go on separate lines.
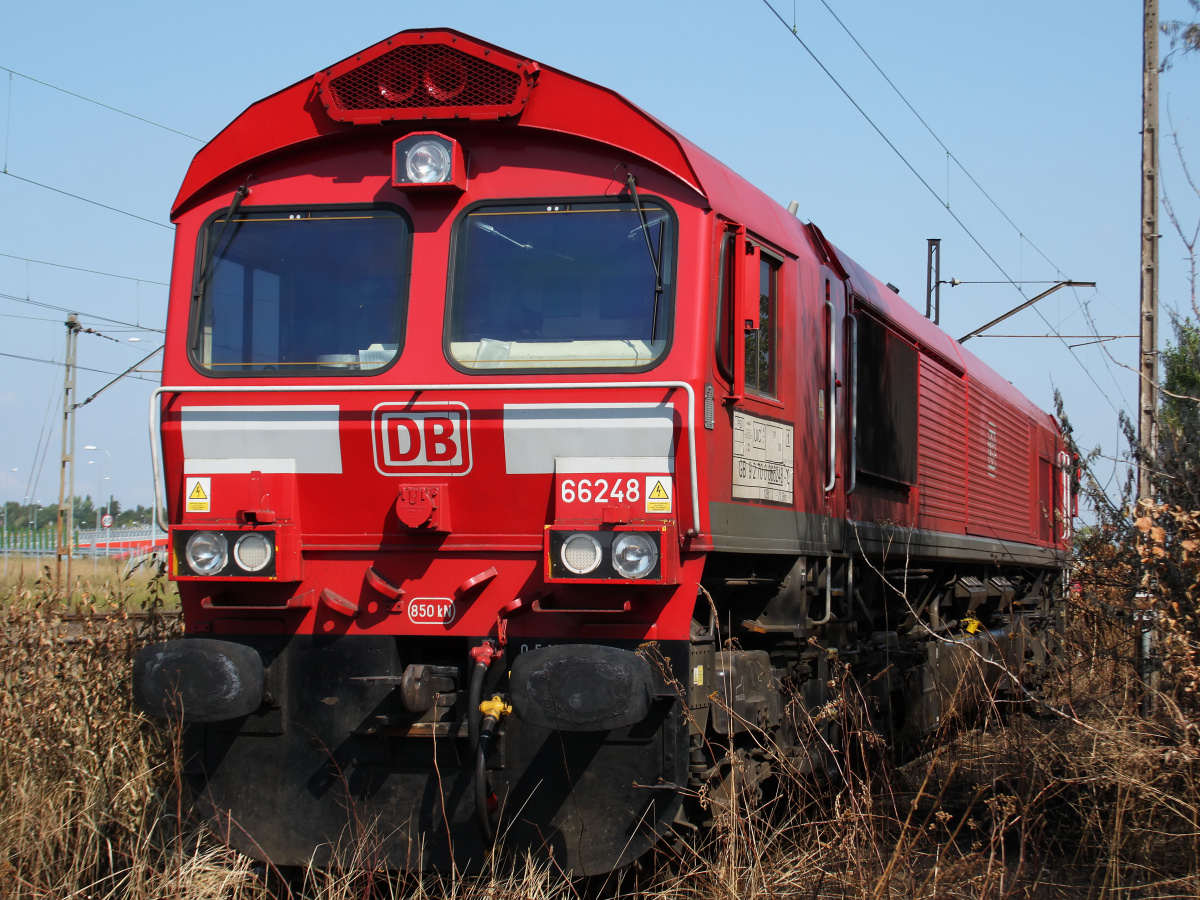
319, 35, 536, 124
855, 313, 919, 486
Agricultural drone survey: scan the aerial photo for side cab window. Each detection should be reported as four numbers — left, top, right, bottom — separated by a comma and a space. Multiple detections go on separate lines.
714, 224, 782, 400
715, 230, 736, 382
746, 251, 779, 396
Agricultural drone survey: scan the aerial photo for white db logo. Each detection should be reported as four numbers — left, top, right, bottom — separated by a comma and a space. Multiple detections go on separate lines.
372, 402, 472, 475
408, 597, 456, 626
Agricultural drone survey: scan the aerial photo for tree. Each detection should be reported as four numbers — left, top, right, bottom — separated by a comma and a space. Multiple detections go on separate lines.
1162, 1, 1200, 68
72, 495, 96, 527
1066, 9, 1200, 710
115, 504, 153, 528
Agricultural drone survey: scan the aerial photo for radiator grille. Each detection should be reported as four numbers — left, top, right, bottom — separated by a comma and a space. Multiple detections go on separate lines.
327, 45, 523, 115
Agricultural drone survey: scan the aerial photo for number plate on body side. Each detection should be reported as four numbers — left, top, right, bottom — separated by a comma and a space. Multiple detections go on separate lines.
555, 473, 674, 519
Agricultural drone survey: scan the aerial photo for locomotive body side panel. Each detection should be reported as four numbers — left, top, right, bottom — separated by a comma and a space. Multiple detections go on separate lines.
966, 382, 1034, 544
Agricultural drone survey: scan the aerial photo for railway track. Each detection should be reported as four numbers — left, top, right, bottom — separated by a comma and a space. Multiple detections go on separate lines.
2, 609, 181, 643
56, 610, 181, 624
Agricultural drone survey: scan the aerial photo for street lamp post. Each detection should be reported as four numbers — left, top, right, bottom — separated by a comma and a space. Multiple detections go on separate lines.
86, 460, 109, 574
84, 446, 112, 571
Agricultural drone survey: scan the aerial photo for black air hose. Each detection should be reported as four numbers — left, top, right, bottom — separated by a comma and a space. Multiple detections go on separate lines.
467, 660, 488, 752
473, 694, 512, 841
475, 715, 498, 841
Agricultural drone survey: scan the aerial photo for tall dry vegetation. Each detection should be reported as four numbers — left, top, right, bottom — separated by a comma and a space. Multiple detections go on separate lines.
3, 552, 1200, 898
0, 564, 256, 898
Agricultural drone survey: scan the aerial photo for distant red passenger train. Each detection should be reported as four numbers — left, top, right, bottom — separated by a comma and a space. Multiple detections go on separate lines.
134, 28, 1070, 876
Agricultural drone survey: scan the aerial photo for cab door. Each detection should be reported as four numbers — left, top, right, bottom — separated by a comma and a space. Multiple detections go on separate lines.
715, 224, 797, 525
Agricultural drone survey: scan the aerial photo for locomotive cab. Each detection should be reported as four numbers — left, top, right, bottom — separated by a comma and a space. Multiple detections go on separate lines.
136, 27, 1069, 876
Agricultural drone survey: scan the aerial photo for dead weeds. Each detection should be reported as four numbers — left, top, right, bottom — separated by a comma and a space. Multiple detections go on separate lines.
2, 575, 1198, 899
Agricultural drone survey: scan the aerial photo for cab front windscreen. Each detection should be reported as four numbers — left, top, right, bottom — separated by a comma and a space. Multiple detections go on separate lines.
189, 207, 409, 375
447, 200, 674, 371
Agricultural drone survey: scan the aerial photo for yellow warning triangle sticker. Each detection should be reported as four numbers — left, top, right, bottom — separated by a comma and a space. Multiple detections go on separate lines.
189, 481, 208, 501
648, 480, 669, 500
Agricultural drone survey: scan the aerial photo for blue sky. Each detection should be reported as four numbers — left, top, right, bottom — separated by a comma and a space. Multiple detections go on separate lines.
1, 0, 1197, 515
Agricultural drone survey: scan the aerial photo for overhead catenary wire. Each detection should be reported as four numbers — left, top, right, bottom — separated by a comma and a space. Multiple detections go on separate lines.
0, 251, 168, 286
1069, 287, 1138, 409
759, 0, 1126, 417
1, 171, 174, 231
0, 311, 63, 324
23, 355, 61, 509
812, 0, 1070, 283
772, 3, 1135, 380
812, 0, 1135, 334
814, 0, 1136, 330
0, 65, 205, 143
768, 4, 1132, 416
0, 291, 165, 333
3, 70, 11, 172
0, 349, 157, 380
974, 334, 1138, 340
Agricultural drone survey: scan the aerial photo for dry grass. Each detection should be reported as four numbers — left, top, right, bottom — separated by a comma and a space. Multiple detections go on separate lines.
2, 573, 1199, 899
1, 553, 180, 611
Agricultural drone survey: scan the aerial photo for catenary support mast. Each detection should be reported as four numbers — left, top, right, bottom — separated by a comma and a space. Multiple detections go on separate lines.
1139, 0, 1159, 502
1137, 0, 1161, 716
55, 314, 80, 589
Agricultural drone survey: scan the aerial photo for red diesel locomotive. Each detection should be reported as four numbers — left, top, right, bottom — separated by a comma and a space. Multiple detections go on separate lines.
134, 28, 1070, 875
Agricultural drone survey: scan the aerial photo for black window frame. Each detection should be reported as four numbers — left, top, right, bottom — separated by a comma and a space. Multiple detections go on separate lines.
745, 247, 780, 398
443, 195, 678, 376
186, 202, 414, 379
852, 309, 918, 487
715, 231, 736, 383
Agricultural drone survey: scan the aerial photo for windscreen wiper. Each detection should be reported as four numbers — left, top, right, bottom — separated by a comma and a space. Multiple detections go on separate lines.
188, 180, 251, 353
626, 173, 664, 340
192, 180, 252, 302
475, 219, 575, 260
628, 215, 668, 239
474, 220, 532, 249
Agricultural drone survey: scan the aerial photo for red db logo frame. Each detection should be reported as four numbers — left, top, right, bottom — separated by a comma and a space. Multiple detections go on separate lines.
372, 402, 472, 476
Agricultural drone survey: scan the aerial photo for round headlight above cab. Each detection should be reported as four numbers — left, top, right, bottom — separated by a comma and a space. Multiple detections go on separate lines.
185, 531, 228, 576
234, 532, 273, 572
392, 132, 465, 192
611, 533, 658, 579
406, 140, 452, 183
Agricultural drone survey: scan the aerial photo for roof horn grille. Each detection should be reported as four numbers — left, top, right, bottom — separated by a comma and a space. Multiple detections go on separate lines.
318, 32, 537, 124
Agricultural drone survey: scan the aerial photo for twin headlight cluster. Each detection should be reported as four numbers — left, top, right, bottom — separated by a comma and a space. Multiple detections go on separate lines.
179, 530, 276, 578
548, 530, 661, 581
